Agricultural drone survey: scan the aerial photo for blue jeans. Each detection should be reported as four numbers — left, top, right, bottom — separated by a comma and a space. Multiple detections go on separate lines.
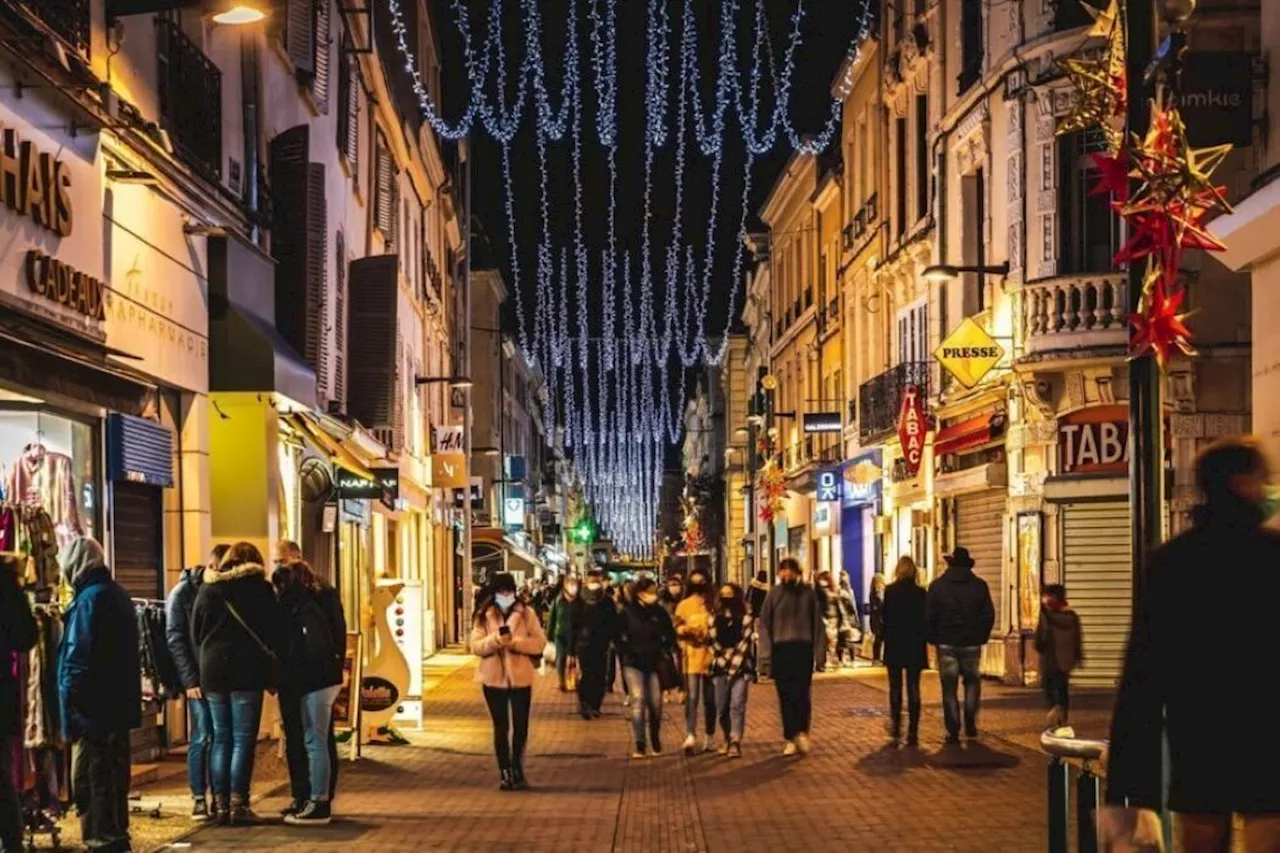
713, 675, 749, 742
683, 673, 715, 737
206, 691, 264, 799
187, 696, 212, 798
937, 645, 982, 738
301, 685, 341, 802
623, 666, 662, 749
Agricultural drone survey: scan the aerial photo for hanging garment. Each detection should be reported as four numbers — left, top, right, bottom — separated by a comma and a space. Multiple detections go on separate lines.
23, 613, 60, 750
7, 449, 80, 551
0, 506, 15, 552
138, 605, 181, 700
17, 509, 58, 594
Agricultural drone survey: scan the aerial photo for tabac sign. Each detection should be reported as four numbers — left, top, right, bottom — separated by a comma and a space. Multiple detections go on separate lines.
897, 385, 927, 477
935, 318, 1005, 389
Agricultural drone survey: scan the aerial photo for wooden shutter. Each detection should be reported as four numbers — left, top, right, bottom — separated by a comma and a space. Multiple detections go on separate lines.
287, 0, 315, 77
347, 255, 401, 449
307, 161, 329, 400
336, 38, 359, 163
269, 125, 326, 383
311, 0, 331, 113
334, 230, 347, 408
375, 134, 394, 237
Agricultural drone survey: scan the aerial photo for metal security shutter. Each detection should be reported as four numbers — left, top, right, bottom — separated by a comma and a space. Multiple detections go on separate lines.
112, 482, 163, 599
1062, 502, 1131, 687
954, 490, 1005, 631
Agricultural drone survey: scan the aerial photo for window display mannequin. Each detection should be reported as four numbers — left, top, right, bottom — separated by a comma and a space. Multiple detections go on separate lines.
6, 443, 81, 549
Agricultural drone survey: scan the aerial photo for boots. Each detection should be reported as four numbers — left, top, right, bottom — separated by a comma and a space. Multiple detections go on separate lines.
511, 763, 530, 791
213, 796, 231, 827
228, 794, 261, 826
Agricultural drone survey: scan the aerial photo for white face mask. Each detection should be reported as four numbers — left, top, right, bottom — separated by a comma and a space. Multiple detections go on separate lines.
495, 593, 516, 611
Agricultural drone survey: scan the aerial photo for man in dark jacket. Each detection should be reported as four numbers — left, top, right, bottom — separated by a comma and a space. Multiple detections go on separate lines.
165, 544, 229, 821
0, 554, 37, 852
1102, 439, 1280, 851
575, 573, 616, 718
57, 536, 141, 853
925, 547, 994, 743
758, 558, 825, 756
546, 577, 583, 692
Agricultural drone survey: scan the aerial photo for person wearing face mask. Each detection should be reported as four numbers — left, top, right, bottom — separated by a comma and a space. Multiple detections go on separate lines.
658, 574, 685, 704
546, 577, 584, 692
814, 571, 843, 673
1100, 438, 1280, 852
616, 578, 677, 758
757, 557, 825, 757
471, 573, 547, 791
575, 573, 617, 719
709, 584, 754, 758
674, 570, 716, 754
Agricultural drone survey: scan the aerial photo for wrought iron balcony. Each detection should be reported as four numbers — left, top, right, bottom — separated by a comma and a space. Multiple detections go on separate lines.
156, 18, 222, 182
858, 361, 930, 444
15, 0, 90, 57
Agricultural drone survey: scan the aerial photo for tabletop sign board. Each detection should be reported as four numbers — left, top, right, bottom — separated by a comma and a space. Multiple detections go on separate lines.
935, 317, 1005, 389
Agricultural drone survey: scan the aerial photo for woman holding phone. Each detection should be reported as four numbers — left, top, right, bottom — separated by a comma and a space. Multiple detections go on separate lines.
470, 572, 547, 790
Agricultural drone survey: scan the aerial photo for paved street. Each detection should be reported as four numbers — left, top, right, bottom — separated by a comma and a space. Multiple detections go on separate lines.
161, 656, 1072, 853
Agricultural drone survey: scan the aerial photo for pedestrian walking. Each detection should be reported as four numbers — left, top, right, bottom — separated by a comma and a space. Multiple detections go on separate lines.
758, 557, 825, 757
273, 560, 346, 825
1034, 584, 1082, 729
57, 536, 140, 853
546, 576, 583, 692
575, 573, 616, 719
616, 578, 677, 759
0, 553, 37, 853
709, 584, 754, 758
925, 547, 995, 744
1101, 438, 1280, 852
815, 571, 842, 672
471, 572, 546, 791
659, 574, 685, 704
190, 542, 288, 825
164, 543, 229, 822
868, 572, 886, 664
835, 573, 861, 668
881, 556, 927, 747
674, 570, 716, 755
747, 572, 769, 684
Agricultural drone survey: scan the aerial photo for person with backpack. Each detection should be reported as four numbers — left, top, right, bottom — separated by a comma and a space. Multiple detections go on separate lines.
1034, 584, 1083, 729
273, 560, 346, 825
190, 542, 288, 825
925, 547, 995, 744
471, 573, 546, 791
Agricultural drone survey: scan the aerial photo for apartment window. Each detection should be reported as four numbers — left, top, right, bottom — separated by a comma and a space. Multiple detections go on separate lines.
1058, 129, 1120, 274
336, 34, 360, 170
896, 117, 908, 237
156, 17, 222, 181
897, 300, 929, 365
915, 94, 929, 223
959, 0, 983, 94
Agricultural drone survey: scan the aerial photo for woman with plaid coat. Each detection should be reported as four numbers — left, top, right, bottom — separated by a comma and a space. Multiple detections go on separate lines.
709, 583, 755, 758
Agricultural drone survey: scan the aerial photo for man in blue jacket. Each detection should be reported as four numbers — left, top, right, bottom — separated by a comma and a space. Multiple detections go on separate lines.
165, 543, 228, 822
58, 537, 140, 853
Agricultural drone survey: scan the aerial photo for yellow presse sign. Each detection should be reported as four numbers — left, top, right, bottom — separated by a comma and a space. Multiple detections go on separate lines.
935, 318, 1005, 389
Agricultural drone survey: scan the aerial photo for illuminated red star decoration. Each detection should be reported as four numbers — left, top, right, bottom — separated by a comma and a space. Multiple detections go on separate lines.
1089, 150, 1130, 204
1130, 278, 1195, 368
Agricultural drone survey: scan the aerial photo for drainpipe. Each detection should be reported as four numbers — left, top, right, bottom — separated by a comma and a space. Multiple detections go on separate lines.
240, 30, 260, 244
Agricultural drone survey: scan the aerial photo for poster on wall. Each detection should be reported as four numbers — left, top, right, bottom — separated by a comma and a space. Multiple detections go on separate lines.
1016, 512, 1042, 631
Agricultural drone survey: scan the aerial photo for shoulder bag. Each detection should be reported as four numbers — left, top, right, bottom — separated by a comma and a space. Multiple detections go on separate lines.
222, 596, 283, 686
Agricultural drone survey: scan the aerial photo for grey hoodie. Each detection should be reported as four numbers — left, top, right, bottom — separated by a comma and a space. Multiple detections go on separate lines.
60, 536, 107, 591
758, 580, 826, 671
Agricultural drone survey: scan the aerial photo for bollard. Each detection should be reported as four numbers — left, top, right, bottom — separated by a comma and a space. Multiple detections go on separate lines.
1048, 757, 1069, 853
1077, 768, 1100, 853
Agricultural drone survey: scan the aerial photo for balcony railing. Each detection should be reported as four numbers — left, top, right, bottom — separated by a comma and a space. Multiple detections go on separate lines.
19, 0, 90, 57
156, 18, 223, 181
1022, 274, 1126, 358
858, 361, 930, 444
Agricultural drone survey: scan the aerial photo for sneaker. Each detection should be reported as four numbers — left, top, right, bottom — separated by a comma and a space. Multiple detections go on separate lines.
511, 766, 530, 791
795, 732, 812, 755
632, 744, 647, 759
228, 798, 261, 827
944, 733, 962, 745
727, 741, 742, 759
191, 799, 210, 821
782, 741, 799, 757
701, 736, 713, 754
279, 800, 303, 818
651, 735, 663, 755
284, 800, 332, 826
716, 740, 730, 756
498, 769, 514, 791
682, 734, 697, 756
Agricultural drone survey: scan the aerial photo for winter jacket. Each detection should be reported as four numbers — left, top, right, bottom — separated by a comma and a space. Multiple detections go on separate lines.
710, 611, 756, 678
836, 587, 860, 633
57, 562, 141, 740
546, 594, 584, 644
881, 580, 928, 670
164, 567, 203, 691
1034, 606, 1082, 676
674, 595, 714, 675
279, 584, 347, 695
190, 562, 288, 694
925, 566, 995, 648
868, 582, 885, 634
471, 602, 546, 689
0, 557, 37, 737
757, 581, 826, 672
616, 601, 676, 673
575, 595, 617, 659
1107, 503, 1280, 814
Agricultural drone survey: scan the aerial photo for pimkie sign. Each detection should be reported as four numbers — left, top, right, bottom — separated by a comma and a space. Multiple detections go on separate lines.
935, 317, 1005, 389
897, 385, 927, 477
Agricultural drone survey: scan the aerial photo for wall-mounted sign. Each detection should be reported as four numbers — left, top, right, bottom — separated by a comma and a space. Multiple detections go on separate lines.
0, 121, 75, 237
25, 249, 105, 321
1058, 405, 1131, 475
372, 467, 400, 509
1178, 52, 1254, 147
503, 497, 526, 529
841, 450, 883, 506
935, 317, 1005, 389
334, 468, 380, 501
816, 467, 841, 502
803, 412, 843, 434
432, 424, 468, 488
897, 385, 927, 477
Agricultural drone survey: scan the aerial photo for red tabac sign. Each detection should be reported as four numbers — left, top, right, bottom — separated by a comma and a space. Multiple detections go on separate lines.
897, 385, 926, 476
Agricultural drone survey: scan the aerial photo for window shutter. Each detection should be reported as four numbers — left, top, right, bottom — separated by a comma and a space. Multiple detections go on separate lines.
287, 0, 315, 78
375, 136, 395, 238
334, 230, 347, 408
347, 256, 401, 449
336, 39, 359, 163
311, 0, 331, 113
307, 160, 329, 401
269, 125, 326, 383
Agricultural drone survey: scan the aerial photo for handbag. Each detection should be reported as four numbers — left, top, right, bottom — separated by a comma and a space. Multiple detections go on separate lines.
222, 597, 283, 686
655, 651, 681, 691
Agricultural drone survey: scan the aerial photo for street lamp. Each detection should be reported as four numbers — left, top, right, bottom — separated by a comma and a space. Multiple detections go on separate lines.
107, 1, 269, 24
921, 261, 1011, 284
414, 375, 473, 390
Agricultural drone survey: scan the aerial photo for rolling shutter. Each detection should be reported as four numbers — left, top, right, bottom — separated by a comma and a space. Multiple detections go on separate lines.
954, 490, 1006, 632
112, 481, 163, 600
1062, 502, 1132, 687
347, 255, 401, 451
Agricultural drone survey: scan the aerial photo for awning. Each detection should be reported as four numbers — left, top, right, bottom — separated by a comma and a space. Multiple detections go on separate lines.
284, 412, 376, 480
469, 527, 546, 577
934, 413, 996, 457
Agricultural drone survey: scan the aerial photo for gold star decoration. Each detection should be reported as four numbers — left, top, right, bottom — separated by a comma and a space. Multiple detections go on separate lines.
1122, 105, 1233, 219
1055, 1, 1126, 152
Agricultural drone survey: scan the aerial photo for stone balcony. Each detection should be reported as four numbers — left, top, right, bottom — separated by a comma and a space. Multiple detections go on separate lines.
1021, 274, 1127, 360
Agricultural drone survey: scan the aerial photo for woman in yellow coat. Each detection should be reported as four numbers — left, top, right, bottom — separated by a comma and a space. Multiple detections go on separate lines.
674, 569, 716, 754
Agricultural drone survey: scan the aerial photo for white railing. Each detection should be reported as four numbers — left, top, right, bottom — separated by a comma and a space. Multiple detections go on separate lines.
1023, 274, 1126, 355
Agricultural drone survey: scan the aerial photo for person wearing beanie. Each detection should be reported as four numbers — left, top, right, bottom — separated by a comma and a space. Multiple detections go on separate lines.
56, 536, 140, 853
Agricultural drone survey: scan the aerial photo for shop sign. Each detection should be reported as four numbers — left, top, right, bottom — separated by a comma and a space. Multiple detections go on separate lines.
1178, 52, 1253, 147
503, 497, 526, 529
803, 412, 842, 434
935, 317, 1005, 389
1058, 405, 1131, 475
334, 468, 380, 501
897, 385, 927, 477
816, 466, 841, 502
360, 675, 400, 712
813, 502, 832, 534
841, 450, 883, 506
453, 476, 484, 509
25, 250, 105, 321
0, 121, 75, 237
432, 425, 468, 488
372, 467, 400, 509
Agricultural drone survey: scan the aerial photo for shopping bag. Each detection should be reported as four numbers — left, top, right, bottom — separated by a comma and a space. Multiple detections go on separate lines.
543, 643, 557, 665
565, 658, 580, 691
1097, 807, 1165, 852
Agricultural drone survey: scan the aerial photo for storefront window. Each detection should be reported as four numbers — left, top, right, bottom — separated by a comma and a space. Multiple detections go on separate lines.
0, 404, 100, 548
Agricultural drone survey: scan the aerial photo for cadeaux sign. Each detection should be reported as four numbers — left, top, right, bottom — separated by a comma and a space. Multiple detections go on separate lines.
897, 385, 926, 477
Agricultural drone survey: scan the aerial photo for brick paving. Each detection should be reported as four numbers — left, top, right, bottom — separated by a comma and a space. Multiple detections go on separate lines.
169, 659, 1071, 852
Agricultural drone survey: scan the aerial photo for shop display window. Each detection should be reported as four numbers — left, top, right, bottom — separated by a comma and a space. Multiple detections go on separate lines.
0, 403, 100, 548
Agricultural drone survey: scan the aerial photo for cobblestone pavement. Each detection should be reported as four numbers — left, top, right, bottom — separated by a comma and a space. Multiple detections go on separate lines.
171, 659, 1069, 852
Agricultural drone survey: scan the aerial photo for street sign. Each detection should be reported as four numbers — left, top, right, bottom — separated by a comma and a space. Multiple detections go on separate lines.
803, 412, 842, 433
935, 317, 1005, 389
816, 467, 841, 502
897, 385, 927, 477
